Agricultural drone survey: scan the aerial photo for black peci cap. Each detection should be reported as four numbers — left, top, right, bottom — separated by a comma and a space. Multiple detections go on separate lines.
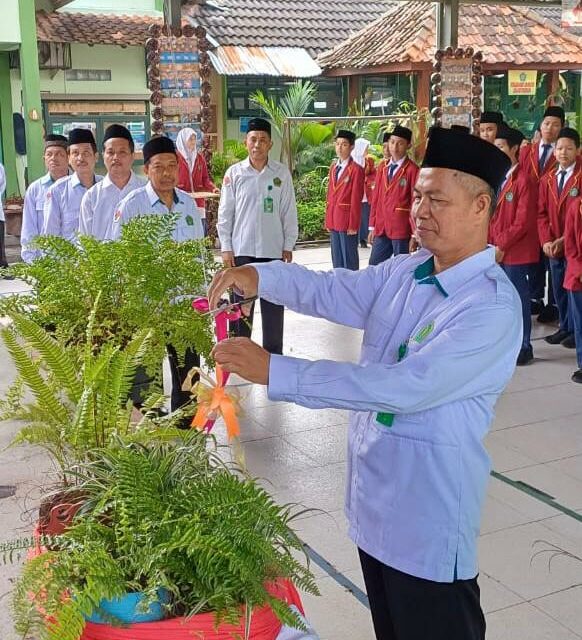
44, 134, 68, 150
495, 124, 525, 148
336, 129, 356, 145
422, 126, 511, 192
480, 112, 504, 125
543, 105, 565, 125
142, 135, 176, 164
247, 117, 271, 136
558, 126, 580, 148
103, 124, 134, 151
391, 125, 413, 143
68, 128, 96, 148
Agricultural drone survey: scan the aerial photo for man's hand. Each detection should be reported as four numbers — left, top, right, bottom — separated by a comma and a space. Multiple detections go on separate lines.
494, 246, 505, 263
542, 242, 554, 258
208, 264, 259, 311
221, 251, 235, 268
347, 228, 358, 236
212, 337, 270, 385
367, 231, 374, 245
551, 237, 564, 258
283, 250, 293, 263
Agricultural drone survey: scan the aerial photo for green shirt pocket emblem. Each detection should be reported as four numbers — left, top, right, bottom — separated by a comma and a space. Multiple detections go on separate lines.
273, 177, 282, 187
185, 215, 194, 226
413, 321, 435, 344
399, 177, 407, 187
569, 187, 579, 197
505, 192, 513, 202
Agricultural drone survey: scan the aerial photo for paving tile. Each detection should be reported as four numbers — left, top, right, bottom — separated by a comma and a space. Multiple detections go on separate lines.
479, 521, 582, 600
484, 432, 539, 472
487, 415, 582, 465
533, 586, 582, 638
284, 423, 349, 466
479, 572, 524, 614
486, 602, 580, 640
547, 455, 582, 484
301, 573, 375, 640
506, 464, 582, 510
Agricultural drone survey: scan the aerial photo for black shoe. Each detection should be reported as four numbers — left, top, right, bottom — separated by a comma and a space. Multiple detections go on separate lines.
360, 240, 368, 249
538, 304, 559, 324
545, 329, 570, 345
572, 369, 582, 384
530, 299, 545, 315
561, 334, 576, 349
516, 346, 534, 366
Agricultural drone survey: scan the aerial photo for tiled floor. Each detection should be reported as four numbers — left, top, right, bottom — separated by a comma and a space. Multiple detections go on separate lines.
1, 245, 582, 639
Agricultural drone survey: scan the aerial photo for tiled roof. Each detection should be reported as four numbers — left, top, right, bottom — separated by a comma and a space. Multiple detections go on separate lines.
209, 45, 322, 76
184, 0, 399, 56
318, 2, 582, 69
36, 10, 160, 46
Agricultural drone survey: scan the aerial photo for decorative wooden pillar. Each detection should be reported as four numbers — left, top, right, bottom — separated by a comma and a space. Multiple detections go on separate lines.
348, 76, 362, 111
547, 70, 560, 106
416, 68, 431, 154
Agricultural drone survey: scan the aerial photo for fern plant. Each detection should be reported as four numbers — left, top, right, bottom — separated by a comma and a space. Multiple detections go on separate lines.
0, 303, 187, 483
0, 215, 216, 379
7, 434, 319, 640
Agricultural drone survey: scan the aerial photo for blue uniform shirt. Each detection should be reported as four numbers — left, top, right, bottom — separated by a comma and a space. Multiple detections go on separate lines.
43, 172, 103, 241
108, 182, 203, 242
21, 173, 54, 262
255, 248, 522, 583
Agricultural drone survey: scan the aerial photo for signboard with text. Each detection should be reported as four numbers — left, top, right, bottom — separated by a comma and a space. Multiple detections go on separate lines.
508, 70, 537, 96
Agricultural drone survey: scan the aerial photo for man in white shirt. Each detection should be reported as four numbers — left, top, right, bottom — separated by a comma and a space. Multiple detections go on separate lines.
43, 128, 103, 241
111, 135, 204, 420
79, 124, 145, 240
217, 117, 298, 355
0, 161, 7, 269
21, 134, 69, 262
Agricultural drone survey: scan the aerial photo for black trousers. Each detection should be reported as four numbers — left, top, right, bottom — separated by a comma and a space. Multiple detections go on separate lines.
359, 549, 486, 640
0, 221, 8, 268
231, 256, 284, 355
166, 345, 200, 413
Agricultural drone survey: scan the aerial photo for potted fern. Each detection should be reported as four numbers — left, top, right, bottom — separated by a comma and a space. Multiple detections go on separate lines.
5, 434, 318, 640
0, 304, 190, 535
0, 214, 216, 392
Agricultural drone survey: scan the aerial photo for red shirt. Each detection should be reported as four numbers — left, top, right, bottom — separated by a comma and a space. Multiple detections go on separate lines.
369, 157, 419, 240
364, 156, 377, 203
325, 158, 365, 232
489, 164, 539, 265
176, 152, 216, 208
537, 160, 582, 251
519, 142, 557, 184
564, 199, 582, 291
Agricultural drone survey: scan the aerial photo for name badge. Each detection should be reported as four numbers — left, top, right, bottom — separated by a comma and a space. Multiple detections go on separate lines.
505, 192, 513, 202
569, 187, 579, 197
399, 178, 407, 187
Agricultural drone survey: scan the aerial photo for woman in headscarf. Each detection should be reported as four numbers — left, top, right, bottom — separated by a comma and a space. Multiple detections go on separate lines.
351, 137, 376, 249
175, 127, 218, 236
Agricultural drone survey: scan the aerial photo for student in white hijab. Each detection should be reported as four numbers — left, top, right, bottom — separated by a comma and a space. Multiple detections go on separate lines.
351, 138, 376, 249
175, 127, 218, 236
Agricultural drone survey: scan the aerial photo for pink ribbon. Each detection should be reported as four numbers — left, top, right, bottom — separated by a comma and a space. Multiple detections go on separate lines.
192, 297, 242, 431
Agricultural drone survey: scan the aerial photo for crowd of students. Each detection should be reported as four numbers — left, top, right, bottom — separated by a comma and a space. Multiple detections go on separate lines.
324, 107, 582, 383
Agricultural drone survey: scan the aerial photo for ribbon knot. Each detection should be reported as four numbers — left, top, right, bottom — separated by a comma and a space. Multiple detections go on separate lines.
190, 366, 241, 440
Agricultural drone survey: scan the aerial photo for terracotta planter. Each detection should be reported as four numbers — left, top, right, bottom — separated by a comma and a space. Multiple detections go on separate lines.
4, 204, 23, 237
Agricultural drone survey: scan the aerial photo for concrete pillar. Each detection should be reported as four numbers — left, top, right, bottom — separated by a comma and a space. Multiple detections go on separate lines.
18, 0, 44, 183
0, 53, 19, 196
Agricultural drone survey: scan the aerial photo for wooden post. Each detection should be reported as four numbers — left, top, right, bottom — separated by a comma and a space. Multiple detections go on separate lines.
348, 76, 362, 112
416, 68, 431, 155
547, 70, 560, 106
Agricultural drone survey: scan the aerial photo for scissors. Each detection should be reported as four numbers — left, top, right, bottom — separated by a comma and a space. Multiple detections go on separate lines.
201, 296, 258, 317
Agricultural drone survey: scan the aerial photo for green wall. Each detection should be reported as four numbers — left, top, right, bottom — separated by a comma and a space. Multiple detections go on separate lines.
0, 0, 21, 48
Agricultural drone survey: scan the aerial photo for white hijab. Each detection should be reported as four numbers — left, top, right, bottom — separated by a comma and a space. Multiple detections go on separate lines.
351, 137, 370, 168
175, 127, 198, 172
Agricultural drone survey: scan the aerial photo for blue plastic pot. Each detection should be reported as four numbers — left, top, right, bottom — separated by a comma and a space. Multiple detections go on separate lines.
85, 588, 170, 624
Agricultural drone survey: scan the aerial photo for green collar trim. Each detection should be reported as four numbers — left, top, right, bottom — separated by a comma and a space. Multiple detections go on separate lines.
413, 257, 449, 298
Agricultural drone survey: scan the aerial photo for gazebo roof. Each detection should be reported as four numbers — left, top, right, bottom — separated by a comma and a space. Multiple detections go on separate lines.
318, 2, 582, 72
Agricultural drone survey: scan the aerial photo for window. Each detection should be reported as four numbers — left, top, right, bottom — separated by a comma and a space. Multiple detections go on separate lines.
226, 76, 345, 118
361, 74, 416, 115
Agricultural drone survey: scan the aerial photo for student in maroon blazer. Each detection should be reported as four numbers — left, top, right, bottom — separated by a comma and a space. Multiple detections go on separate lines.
368, 125, 419, 266
538, 126, 582, 349
564, 197, 582, 383
325, 130, 365, 270
521, 105, 566, 320
491, 125, 539, 365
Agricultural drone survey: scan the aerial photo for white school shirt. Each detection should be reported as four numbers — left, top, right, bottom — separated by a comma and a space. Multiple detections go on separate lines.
79, 172, 146, 240
21, 173, 56, 262
43, 172, 103, 241
217, 157, 298, 258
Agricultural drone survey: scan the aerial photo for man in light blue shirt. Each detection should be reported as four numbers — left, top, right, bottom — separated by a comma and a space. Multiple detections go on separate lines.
21, 134, 70, 262
208, 128, 522, 640
109, 135, 203, 422
79, 124, 145, 241
42, 128, 103, 241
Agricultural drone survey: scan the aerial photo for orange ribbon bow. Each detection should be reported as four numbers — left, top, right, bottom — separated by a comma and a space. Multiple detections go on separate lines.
190, 366, 240, 440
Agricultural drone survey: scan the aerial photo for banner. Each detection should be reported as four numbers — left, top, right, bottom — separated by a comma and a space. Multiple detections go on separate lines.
508, 70, 538, 96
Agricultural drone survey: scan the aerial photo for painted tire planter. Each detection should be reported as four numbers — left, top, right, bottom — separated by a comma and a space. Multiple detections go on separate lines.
84, 589, 171, 624
80, 580, 304, 640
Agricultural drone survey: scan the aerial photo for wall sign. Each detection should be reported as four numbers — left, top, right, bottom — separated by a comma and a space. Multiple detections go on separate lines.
146, 23, 212, 164
431, 47, 483, 134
